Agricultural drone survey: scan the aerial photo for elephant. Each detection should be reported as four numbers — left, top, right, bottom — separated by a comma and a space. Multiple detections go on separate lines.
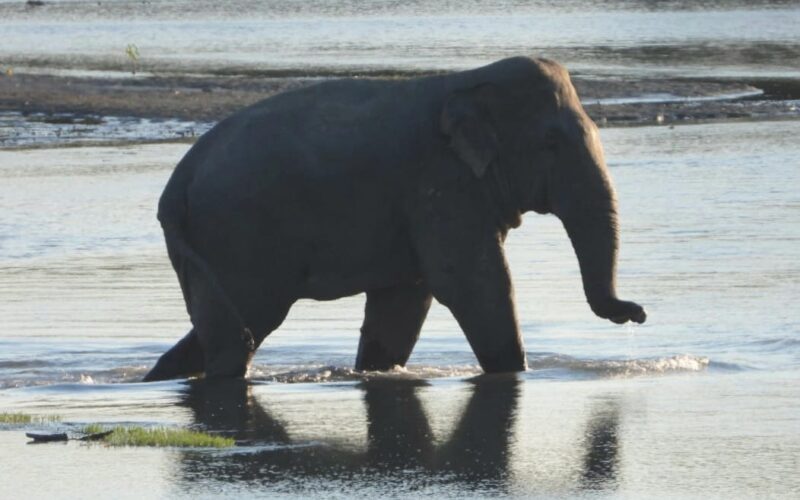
144, 56, 646, 382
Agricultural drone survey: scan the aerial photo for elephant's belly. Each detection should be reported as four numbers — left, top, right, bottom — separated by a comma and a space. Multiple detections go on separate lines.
300, 257, 420, 301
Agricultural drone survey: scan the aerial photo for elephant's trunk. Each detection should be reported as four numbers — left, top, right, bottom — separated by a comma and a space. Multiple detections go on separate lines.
552, 128, 646, 324
559, 198, 622, 319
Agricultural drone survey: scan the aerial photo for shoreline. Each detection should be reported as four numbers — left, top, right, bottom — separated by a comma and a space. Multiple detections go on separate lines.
1, 71, 799, 149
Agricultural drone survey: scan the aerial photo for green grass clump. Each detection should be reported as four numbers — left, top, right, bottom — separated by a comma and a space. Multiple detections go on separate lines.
0, 412, 61, 424
82, 423, 107, 435
81, 425, 234, 448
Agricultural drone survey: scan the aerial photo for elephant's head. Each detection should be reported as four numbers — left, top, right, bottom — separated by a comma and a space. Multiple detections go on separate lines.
441, 57, 646, 325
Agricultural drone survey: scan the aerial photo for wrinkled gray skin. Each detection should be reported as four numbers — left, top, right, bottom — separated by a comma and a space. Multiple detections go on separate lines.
144, 56, 646, 382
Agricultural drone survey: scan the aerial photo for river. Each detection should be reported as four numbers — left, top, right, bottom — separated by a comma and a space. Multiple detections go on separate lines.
1, 1, 799, 498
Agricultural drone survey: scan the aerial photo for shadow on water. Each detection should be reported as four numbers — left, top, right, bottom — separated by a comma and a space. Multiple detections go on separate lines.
580, 400, 622, 491
177, 377, 621, 495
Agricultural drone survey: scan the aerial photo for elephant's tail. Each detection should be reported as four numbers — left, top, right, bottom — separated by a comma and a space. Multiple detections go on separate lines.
157, 188, 255, 352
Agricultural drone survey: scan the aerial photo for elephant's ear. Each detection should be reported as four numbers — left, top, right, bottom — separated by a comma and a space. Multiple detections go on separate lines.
440, 84, 500, 179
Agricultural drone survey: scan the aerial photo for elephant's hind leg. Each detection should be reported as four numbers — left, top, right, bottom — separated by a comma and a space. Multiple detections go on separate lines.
191, 280, 293, 380
356, 282, 432, 371
143, 328, 204, 381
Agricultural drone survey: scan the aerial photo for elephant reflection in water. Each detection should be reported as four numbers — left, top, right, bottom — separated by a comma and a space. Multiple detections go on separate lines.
581, 400, 622, 490
177, 378, 621, 493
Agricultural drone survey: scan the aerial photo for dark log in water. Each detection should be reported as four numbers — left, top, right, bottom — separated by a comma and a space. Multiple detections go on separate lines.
24, 431, 113, 443
26, 432, 68, 443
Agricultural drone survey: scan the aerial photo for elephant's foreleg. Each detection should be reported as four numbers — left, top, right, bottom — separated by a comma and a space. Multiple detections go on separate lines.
419, 232, 527, 373
448, 289, 526, 373
143, 328, 205, 381
355, 282, 432, 371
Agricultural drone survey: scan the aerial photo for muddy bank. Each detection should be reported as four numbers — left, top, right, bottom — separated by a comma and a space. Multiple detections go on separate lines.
0, 73, 308, 122
0, 71, 798, 148
581, 76, 800, 126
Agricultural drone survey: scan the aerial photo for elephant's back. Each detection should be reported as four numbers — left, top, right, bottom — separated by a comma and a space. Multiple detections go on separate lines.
182, 78, 432, 204
174, 77, 423, 248
243, 78, 430, 175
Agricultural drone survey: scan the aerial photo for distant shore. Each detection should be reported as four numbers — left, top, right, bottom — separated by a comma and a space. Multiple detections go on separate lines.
1, 71, 798, 142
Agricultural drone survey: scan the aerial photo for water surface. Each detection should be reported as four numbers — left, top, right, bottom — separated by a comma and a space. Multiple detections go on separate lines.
1, 0, 798, 78
1, 1, 799, 497
1, 121, 798, 497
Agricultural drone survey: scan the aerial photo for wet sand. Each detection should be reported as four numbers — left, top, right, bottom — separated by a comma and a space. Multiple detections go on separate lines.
1, 71, 798, 135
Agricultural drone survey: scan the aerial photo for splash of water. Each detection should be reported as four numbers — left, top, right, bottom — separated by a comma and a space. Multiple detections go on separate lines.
528, 354, 711, 378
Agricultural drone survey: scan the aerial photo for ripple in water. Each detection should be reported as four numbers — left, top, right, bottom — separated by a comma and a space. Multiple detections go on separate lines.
526, 354, 711, 378
249, 364, 483, 384
0, 355, 714, 389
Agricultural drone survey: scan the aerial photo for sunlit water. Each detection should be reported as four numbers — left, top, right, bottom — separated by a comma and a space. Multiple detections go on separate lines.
1, 0, 800, 497
1, 120, 799, 497
0, 0, 798, 78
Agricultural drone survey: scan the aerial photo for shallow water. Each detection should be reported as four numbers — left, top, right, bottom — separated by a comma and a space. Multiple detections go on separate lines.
2, 1, 800, 496
1, 120, 799, 497
0, 111, 211, 149
1, 0, 798, 78
2, 373, 798, 498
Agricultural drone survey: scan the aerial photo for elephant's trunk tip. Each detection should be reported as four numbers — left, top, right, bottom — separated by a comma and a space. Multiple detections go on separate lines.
588, 295, 647, 325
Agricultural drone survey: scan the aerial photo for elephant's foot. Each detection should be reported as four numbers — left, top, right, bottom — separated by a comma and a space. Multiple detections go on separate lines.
198, 327, 256, 379
475, 352, 527, 374
355, 337, 408, 371
355, 283, 432, 372
469, 335, 528, 374
203, 344, 254, 380
143, 329, 205, 382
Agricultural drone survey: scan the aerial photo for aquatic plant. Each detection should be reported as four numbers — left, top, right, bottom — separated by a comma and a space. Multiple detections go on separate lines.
81, 424, 234, 448
125, 44, 140, 75
81, 423, 107, 435
0, 412, 61, 424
